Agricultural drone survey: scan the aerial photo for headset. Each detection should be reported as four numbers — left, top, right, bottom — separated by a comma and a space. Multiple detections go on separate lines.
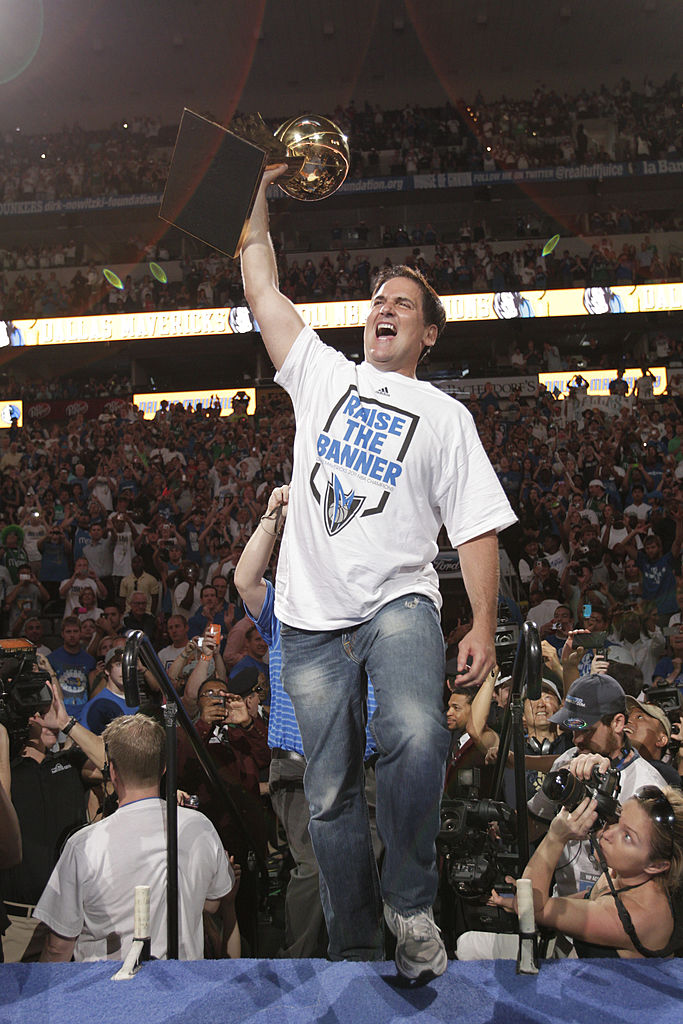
526, 735, 554, 756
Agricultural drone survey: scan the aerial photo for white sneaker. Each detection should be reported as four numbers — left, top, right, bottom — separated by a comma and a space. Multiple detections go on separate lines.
384, 905, 448, 981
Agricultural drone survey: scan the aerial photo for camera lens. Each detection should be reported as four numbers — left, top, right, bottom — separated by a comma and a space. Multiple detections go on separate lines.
542, 768, 585, 811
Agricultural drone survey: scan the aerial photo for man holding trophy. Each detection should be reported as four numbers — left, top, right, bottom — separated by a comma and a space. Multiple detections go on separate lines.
162, 109, 515, 979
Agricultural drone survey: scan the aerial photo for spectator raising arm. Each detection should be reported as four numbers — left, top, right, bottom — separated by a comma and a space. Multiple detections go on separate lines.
454, 531, 500, 685
466, 664, 501, 756
233, 485, 289, 616
35, 657, 106, 770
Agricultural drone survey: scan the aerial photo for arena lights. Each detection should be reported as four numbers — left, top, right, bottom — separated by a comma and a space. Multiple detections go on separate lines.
7, 282, 683, 346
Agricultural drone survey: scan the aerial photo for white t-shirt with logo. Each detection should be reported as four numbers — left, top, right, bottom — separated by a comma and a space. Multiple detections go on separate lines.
274, 325, 517, 629
63, 577, 98, 617
23, 522, 47, 562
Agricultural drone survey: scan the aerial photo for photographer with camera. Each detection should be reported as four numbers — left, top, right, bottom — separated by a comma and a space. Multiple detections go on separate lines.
176, 671, 270, 955
494, 780, 683, 958
171, 625, 227, 709
456, 671, 671, 960
526, 674, 669, 894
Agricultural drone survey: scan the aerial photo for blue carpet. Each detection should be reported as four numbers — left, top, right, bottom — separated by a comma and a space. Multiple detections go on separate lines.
1, 958, 681, 1024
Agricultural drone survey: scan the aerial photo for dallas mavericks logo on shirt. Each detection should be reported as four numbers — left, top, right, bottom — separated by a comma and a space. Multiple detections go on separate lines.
313, 385, 419, 535
324, 475, 365, 536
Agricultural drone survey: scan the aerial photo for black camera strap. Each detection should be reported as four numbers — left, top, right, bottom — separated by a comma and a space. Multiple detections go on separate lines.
590, 836, 676, 958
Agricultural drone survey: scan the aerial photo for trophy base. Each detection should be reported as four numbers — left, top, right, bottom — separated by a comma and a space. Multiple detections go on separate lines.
160, 109, 268, 259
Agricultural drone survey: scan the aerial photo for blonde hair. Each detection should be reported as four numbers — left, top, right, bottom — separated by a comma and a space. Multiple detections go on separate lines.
103, 713, 165, 788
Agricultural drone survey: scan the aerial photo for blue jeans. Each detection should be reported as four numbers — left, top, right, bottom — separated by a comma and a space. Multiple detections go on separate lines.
281, 593, 450, 961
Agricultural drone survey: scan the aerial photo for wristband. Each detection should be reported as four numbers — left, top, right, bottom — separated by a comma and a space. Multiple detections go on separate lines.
62, 716, 78, 736
259, 517, 279, 538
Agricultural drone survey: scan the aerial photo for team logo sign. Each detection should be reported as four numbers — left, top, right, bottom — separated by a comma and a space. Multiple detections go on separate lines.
324, 475, 365, 536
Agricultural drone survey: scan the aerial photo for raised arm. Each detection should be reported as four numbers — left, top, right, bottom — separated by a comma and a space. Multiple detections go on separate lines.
468, 665, 500, 754
240, 168, 305, 371
234, 485, 288, 617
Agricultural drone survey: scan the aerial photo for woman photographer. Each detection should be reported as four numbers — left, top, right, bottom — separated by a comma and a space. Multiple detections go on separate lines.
493, 753, 683, 958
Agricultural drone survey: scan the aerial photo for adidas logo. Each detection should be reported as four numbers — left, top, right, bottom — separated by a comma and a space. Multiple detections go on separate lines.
376, 386, 390, 396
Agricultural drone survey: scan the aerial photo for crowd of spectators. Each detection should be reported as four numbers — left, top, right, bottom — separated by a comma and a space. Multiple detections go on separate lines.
1, 75, 681, 322
2, 227, 681, 322
1, 76, 680, 208
1, 72, 682, 960
2, 374, 683, 701
470, 380, 683, 701
1, 358, 683, 961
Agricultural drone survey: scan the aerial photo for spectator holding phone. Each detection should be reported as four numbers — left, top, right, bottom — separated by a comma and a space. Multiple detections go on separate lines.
5, 567, 49, 631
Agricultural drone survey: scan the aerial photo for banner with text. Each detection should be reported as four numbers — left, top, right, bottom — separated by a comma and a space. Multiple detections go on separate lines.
133, 387, 256, 419
3, 157, 681, 216
8, 282, 682, 347
538, 367, 668, 398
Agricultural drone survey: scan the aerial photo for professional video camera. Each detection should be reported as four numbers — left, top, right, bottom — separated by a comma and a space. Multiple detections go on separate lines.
0, 638, 53, 754
494, 614, 519, 676
542, 764, 621, 830
437, 795, 517, 902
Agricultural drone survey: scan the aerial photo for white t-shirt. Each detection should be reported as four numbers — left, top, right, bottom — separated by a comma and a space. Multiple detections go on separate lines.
526, 599, 560, 629
111, 527, 135, 577
172, 581, 202, 620
62, 577, 98, 617
157, 643, 186, 673
34, 798, 233, 961
23, 522, 47, 561
528, 746, 669, 895
274, 325, 517, 629
624, 502, 651, 522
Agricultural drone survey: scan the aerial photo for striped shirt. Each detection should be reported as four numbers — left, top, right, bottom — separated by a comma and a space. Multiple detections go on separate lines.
246, 581, 376, 757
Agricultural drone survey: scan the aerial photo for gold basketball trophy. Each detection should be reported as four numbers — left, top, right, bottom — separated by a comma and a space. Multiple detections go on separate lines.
160, 109, 350, 257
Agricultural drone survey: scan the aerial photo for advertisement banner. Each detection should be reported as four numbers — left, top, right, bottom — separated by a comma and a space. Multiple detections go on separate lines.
23, 397, 132, 423
8, 282, 682, 347
133, 387, 256, 420
435, 376, 538, 398
2, 158, 681, 217
539, 367, 668, 398
0, 193, 162, 217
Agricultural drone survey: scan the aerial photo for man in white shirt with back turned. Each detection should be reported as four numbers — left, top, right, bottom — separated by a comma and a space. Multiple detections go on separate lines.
35, 713, 233, 961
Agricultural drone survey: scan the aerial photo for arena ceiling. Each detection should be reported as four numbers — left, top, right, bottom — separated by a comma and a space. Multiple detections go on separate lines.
1, 0, 681, 135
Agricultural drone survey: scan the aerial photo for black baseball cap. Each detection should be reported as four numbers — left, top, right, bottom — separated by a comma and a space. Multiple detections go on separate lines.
228, 666, 260, 696
550, 673, 626, 731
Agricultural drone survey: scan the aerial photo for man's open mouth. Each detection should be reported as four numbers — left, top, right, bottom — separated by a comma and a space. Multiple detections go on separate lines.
375, 321, 397, 338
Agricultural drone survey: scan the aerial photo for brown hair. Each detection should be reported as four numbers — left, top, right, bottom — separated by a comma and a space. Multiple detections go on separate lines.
372, 265, 447, 339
